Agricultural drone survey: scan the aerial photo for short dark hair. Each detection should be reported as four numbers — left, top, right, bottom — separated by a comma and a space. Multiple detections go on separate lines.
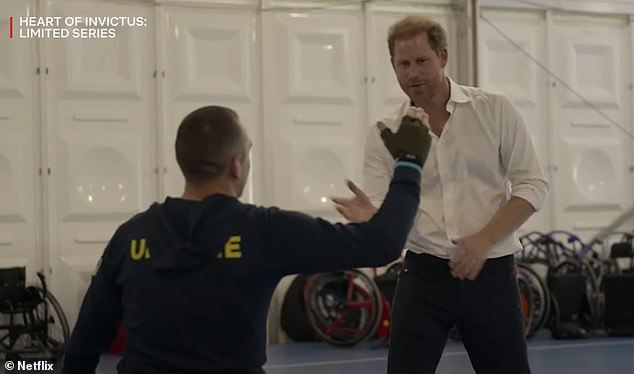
388, 16, 448, 59
175, 106, 247, 183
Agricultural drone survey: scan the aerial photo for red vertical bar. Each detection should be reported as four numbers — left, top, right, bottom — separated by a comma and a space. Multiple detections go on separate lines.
10, 16, 13, 38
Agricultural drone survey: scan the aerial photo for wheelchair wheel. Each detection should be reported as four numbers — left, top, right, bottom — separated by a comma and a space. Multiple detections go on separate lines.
517, 262, 550, 336
35, 288, 70, 356
0, 287, 69, 360
304, 269, 382, 346
518, 278, 534, 336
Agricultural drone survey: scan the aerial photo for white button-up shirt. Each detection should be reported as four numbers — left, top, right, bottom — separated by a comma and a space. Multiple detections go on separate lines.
363, 78, 549, 259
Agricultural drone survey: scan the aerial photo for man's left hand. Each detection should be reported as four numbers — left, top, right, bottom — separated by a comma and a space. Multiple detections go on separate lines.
330, 180, 377, 223
449, 233, 493, 281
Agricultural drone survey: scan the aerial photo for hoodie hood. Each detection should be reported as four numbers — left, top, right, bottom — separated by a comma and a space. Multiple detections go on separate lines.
144, 194, 241, 271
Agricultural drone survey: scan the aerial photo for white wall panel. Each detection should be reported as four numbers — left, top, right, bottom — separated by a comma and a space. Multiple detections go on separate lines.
0, 0, 41, 281
262, 9, 364, 218
160, 6, 260, 203
43, 0, 157, 324
479, 10, 552, 234
550, 15, 634, 239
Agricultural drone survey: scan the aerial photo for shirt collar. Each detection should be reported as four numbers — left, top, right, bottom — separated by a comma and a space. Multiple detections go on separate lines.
447, 77, 470, 104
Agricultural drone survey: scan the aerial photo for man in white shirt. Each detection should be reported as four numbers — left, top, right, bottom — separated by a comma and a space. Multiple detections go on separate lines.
334, 16, 548, 374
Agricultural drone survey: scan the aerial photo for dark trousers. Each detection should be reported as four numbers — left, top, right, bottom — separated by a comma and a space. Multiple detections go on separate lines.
387, 252, 530, 374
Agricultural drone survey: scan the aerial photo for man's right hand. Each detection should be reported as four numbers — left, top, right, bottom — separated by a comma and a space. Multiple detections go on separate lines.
378, 107, 432, 167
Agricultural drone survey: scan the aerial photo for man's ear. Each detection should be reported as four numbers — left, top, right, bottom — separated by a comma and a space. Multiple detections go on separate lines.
228, 154, 242, 180
439, 48, 448, 68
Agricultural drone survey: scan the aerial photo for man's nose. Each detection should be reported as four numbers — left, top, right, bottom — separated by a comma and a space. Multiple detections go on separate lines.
406, 66, 422, 80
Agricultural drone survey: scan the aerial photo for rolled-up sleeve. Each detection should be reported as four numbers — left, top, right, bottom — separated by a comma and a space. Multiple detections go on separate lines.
499, 96, 549, 211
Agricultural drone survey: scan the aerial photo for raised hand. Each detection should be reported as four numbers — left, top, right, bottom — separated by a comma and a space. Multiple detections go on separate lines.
378, 107, 432, 167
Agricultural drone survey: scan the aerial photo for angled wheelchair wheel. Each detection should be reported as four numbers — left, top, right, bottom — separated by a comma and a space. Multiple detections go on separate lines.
518, 277, 534, 337
517, 262, 551, 337
304, 269, 382, 346
0, 287, 69, 360
0, 271, 70, 361
34, 288, 70, 357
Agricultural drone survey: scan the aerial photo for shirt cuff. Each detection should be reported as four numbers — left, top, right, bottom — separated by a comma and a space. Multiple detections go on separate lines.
512, 181, 548, 212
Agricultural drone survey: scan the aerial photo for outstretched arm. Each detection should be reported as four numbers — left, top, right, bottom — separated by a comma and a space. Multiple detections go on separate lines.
269, 108, 431, 275
269, 163, 421, 275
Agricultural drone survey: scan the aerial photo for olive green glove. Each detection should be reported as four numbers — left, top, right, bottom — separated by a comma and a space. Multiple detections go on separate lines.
379, 108, 432, 167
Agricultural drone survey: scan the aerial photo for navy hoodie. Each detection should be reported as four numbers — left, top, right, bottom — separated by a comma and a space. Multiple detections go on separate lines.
61, 163, 421, 374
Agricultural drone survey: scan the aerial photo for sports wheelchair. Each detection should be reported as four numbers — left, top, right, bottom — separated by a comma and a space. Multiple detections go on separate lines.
300, 263, 402, 347
0, 267, 69, 360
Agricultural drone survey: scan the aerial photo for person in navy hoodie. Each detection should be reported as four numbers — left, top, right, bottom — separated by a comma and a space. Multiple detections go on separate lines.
61, 105, 431, 374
